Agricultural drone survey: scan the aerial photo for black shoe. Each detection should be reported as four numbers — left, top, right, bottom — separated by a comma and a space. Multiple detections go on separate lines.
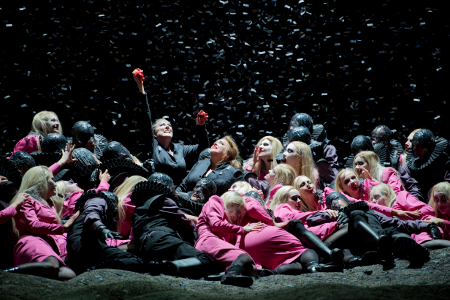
330, 248, 345, 265
221, 264, 254, 287
305, 261, 319, 273
346, 251, 379, 268
408, 246, 430, 269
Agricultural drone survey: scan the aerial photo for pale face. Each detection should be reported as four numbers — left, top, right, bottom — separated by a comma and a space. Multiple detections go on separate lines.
258, 139, 273, 159
370, 191, 389, 206
226, 205, 246, 225
153, 119, 173, 140
287, 189, 301, 210
296, 176, 315, 199
47, 176, 57, 199
354, 157, 369, 178
264, 166, 278, 185
229, 182, 243, 192
434, 192, 450, 216
45, 114, 60, 134
64, 180, 83, 195
340, 171, 360, 198
404, 131, 415, 155
210, 139, 230, 161
283, 143, 300, 166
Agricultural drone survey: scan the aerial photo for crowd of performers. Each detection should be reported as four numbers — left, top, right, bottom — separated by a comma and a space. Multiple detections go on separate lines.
1, 69, 450, 287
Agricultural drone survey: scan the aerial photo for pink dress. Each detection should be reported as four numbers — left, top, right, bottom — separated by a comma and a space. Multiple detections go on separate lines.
13, 197, 68, 266
61, 180, 110, 219
266, 184, 283, 208
382, 168, 404, 195
117, 193, 135, 240
12, 135, 40, 154
240, 198, 307, 270
195, 195, 250, 267
0, 206, 16, 225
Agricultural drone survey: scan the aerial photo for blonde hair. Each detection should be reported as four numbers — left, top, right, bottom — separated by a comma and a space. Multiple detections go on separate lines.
271, 164, 296, 189
370, 183, 397, 207
11, 166, 60, 237
221, 191, 247, 224
249, 136, 283, 176
289, 141, 318, 189
30, 111, 62, 151
428, 182, 450, 218
293, 175, 319, 212
114, 176, 147, 234
220, 135, 243, 169
335, 168, 359, 196
269, 185, 296, 211
230, 181, 252, 194
51, 181, 67, 216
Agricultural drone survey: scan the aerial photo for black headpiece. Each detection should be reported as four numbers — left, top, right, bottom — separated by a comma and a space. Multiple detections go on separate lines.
101, 141, 132, 161
42, 133, 67, 153
93, 134, 108, 158
73, 148, 99, 166
131, 172, 175, 207
289, 113, 313, 134
192, 178, 217, 203
351, 135, 374, 155
371, 125, 392, 146
30, 152, 61, 167
412, 129, 436, 155
289, 126, 311, 144
9, 151, 36, 172
72, 121, 95, 146
325, 192, 352, 210
75, 190, 118, 230
312, 124, 328, 144
198, 148, 211, 161
406, 131, 448, 171
0, 155, 22, 193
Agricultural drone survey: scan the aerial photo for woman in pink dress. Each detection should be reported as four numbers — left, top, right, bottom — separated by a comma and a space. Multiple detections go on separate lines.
422, 182, 450, 248
243, 136, 283, 180
12, 111, 63, 155
282, 141, 320, 190
4, 166, 79, 280
264, 164, 296, 208
0, 191, 28, 225
353, 151, 404, 195
195, 193, 263, 286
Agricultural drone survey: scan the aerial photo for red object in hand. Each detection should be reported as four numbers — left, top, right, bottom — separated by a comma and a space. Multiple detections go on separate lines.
197, 110, 209, 125
132, 68, 145, 81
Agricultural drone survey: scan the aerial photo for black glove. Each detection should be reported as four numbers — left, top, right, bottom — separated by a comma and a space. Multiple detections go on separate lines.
97, 225, 123, 241
337, 211, 349, 225
428, 222, 442, 240
61, 214, 71, 225
341, 201, 370, 216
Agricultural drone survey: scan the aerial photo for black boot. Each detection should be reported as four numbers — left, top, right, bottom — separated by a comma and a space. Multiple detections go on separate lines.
391, 234, 430, 268
299, 231, 344, 265
355, 220, 392, 260
346, 251, 379, 269
148, 257, 203, 278
304, 261, 319, 273
221, 264, 254, 287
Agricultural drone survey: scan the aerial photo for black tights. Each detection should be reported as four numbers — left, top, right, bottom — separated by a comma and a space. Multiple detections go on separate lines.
324, 224, 349, 249
228, 254, 256, 276
421, 239, 450, 250
275, 249, 319, 275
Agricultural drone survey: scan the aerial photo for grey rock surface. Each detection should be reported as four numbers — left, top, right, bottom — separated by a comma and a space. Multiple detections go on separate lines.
1, 248, 449, 300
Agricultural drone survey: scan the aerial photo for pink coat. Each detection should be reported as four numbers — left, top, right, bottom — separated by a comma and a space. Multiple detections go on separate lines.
382, 168, 404, 195
240, 198, 306, 270
12, 135, 40, 154
61, 180, 110, 219
13, 197, 67, 265
195, 195, 249, 267
266, 184, 284, 209
0, 206, 16, 225
117, 193, 135, 240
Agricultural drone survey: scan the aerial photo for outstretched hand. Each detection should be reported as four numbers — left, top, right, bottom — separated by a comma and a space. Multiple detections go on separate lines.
58, 142, 78, 166
99, 169, 111, 182
252, 146, 261, 169
0, 175, 8, 184
97, 225, 123, 241
196, 110, 209, 125
243, 221, 264, 232
358, 167, 373, 181
393, 209, 422, 219
423, 216, 445, 227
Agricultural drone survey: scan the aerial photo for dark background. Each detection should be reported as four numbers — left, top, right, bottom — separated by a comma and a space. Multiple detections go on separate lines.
1, 0, 448, 166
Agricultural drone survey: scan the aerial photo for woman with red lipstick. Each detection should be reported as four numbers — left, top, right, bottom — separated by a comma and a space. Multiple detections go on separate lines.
12, 111, 63, 155
400, 129, 421, 168
133, 70, 210, 187
264, 164, 296, 207
423, 182, 450, 242
177, 136, 243, 197
244, 136, 283, 180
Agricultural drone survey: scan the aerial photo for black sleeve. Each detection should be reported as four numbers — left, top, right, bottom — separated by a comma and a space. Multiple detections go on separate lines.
182, 124, 210, 168
137, 92, 157, 159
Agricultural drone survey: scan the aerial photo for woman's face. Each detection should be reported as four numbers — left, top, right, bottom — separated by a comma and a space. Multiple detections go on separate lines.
45, 114, 60, 134
258, 139, 273, 159
370, 191, 389, 206
229, 182, 243, 192
287, 189, 301, 210
226, 205, 245, 224
340, 171, 360, 198
64, 180, 83, 194
405, 131, 416, 155
354, 157, 369, 177
153, 120, 173, 140
264, 166, 278, 185
283, 143, 300, 167
434, 191, 450, 216
211, 139, 230, 160
47, 176, 57, 199
296, 176, 315, 199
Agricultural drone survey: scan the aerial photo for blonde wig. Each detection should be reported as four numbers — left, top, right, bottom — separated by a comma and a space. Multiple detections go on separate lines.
269, 185, 296, 211
428, 182, 450, 218
369, 183, 397, 207
249, 136, 283, 176
229, 181, 252, 194
221, 191, 247, 225
271, 164, 296, 190
30, 111, 62, 151
289, 141, 318, 189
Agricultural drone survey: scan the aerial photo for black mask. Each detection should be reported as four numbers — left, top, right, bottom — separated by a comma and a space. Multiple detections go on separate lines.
313, 124, 328, 143
72, 121, 95, 151
73, 148, 99, 166
42, 133, 67, 153
371, 125, 392, 147
351, 135, 374, 155
9, 151, 36, 175
101, 141, 132, 161
191, 178, 217, 203
412, 129, 435, 160
325, 192, 352, 211
289, 126, 311, 144
288, 113, 313, 135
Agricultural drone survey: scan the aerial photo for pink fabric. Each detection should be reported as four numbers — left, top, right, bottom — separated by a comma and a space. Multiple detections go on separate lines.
0, 205, 16, 225
305, 222, 339, 241
195, 195, 248, 267
117, 193, 135, 240
382, 168, 404, 195
49, 163, 61, 176
274, 203, 317, 223
240, 197, 306, 269
13, 197, 67, 265
106, 238, 131, 247
61, 180, 110, 219
361, 179, 381, 200
391, 191, 435, 221
12, 135, 40, 155
266, 184, 283, 208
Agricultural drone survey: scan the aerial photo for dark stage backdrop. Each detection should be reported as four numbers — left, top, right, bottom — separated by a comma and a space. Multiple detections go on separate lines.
1, 0, 448, 166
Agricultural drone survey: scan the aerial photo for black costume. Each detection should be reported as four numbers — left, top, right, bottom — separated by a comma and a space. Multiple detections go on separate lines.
30, 133, 67, 167
176, 160, 243, 196
344, 135, 374, 168
66, 190, 143, 275
9, 151, 36, 175
371, 125, 403, 169
138, 93, 210, 187
71, 121, 108, 158
176, 178, 217, 216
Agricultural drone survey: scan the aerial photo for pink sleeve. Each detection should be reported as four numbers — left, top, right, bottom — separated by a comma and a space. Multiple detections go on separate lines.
342, 192, 394, 217
207, 196, 245, 235
16, 199, 65, 235
397, 191, 435, 220
12, 135, 39, 154
49, 163, 61, 176
61, 192, 82, 218
0, 206, 16, 225
362, 179, 382, 200
274, 204, 315, 223
244, 198, 274, 225
382, 168, 404, 195
243, 163, 253, 172
92, 180, 110, 192
444, 220, 450, 235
